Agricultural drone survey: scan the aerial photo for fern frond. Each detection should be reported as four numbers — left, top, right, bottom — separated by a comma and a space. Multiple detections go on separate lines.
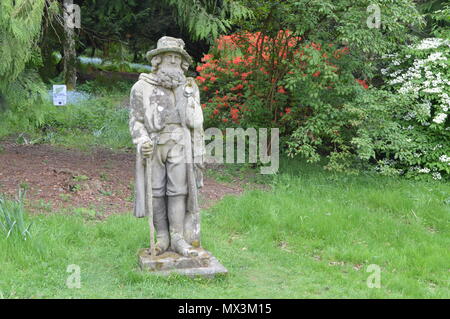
166, 0, 254, 41
0, 0, 47, 89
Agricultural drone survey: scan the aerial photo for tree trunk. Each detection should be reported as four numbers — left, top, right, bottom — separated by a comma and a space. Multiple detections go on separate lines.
63, 5, 77, 90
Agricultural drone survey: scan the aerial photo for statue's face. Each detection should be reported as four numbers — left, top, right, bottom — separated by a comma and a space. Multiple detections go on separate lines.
153, 52, 186, 88
160, 52, 183, 70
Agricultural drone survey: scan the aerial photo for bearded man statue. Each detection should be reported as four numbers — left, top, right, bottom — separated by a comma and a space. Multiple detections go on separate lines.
129, 37, 205, 257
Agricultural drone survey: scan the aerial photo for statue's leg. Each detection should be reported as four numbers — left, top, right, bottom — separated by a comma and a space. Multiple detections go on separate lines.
151, 143, 170, 255
168, 195, 198, 257
153, 196, 169, 255
166, 140, 198, 257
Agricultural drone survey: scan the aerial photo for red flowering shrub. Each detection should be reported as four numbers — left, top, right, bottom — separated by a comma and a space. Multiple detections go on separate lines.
196, 31, 367, 133
196, 31, 373, 172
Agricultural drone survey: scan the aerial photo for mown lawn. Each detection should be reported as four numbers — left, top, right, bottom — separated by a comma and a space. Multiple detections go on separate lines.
0, 161, 449, 298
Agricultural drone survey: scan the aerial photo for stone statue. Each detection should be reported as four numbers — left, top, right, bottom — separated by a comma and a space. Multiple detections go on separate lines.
129, 36, 205, 258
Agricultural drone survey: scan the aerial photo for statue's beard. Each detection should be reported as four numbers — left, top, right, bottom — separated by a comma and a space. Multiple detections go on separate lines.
155, 67, 186, 89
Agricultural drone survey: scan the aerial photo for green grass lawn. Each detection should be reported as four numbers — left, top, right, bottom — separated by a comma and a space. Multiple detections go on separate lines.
0, 160, 449, 298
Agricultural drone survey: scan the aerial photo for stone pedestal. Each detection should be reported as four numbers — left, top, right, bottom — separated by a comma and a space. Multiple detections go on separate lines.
138, 248, 228, 278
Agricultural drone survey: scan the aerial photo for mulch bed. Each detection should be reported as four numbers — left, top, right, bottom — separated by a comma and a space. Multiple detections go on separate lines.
0, 141, 244, 215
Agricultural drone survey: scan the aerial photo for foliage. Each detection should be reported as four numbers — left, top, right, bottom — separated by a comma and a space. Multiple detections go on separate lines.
0, 191, 32, 241
416, 0, 449, 38
77, 0, 252, 64
0, 71, 47, 112
282, 43, 367, 165
0, 90, 133, 151
289, 37, 449, 179
197, 32, 294, 129
195, 1, 450, 179
235, 0, 423, 78
373, 37, 449, 179
430, 3, 450, 38
0, 0, 46, 87
196, 30, 370, 171
167, 0, 253, 41
76, 77, 134, 96
285, 37, 449, 180
0, 0, 50, 112
197, 32, 365, 133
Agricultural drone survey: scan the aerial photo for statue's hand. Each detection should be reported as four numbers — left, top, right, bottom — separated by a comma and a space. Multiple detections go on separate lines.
195, 162, 205, 170
193, 155, 204, 170
141, 141, 154, 159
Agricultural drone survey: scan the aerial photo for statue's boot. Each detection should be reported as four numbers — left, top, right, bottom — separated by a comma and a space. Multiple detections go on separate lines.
168, 195, 198, 257
153, 196, 169, 255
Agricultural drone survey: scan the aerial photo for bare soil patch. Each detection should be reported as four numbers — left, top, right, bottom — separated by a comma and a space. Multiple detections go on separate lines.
0, 142, 247, 215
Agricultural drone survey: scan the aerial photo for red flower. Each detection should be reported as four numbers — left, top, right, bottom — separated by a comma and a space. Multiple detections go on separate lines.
196, 76, 206, 83
201, 54, 214, 62
356, 79, 369, 89
241, 72, 252, 79
231, 84, 244, 91
312, 71, 321, 77
232, 56, 243, 64
230, 108, 239, 120
203, 86, 209, 91
222, 118, 228, 123
213, 109, 219, 115
311, 42, 321, 51
285, 107, 291, 114
277, 86, 286, 94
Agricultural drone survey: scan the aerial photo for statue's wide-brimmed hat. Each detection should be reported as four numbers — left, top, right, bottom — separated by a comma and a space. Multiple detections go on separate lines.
146, 36, 193, 65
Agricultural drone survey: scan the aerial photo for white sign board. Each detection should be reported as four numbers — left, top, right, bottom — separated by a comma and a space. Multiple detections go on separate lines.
53, 85, 67, 106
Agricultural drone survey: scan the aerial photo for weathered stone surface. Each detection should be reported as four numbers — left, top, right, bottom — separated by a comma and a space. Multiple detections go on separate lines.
129, 36, 205, 257
138, 248, 228, 278
131, 36, 226, 276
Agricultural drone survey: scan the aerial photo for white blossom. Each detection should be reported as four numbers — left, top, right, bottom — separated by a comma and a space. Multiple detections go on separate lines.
433, 113, 447, 124
439, 155, 450, 163
415, 38, 449, 50
432, 172, 442, 180
423, 87, 442, 94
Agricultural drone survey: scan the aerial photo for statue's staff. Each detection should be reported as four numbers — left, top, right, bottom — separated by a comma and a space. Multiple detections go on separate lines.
145, 145, 156, 256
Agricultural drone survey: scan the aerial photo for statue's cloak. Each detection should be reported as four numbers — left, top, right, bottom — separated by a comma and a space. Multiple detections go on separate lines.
129, 73, 205, 245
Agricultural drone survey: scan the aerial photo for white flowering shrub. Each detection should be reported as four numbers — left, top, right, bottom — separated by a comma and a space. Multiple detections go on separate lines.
325, 38, 449, 180
380, 38, 449, 179
383, 38, 449, 122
